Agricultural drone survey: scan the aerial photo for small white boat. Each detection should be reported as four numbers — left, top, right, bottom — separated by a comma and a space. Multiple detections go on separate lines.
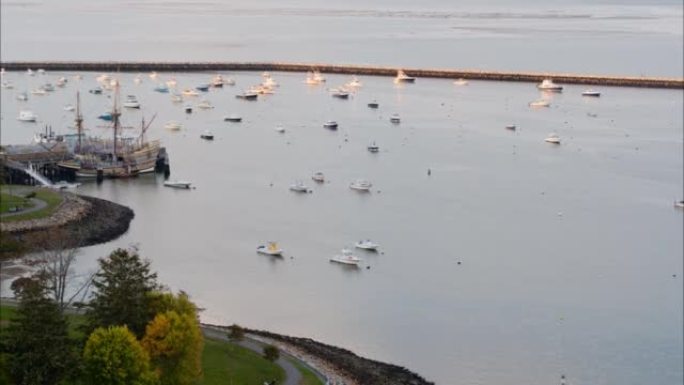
331, 89, 350, 99
236, 91, 258, 100
37, 69, 46, 75
390, 114, 401, 124
55, 77, 67, 87
166, 78, 177, 88
312, 172, 325, 183
274, 125, 285, 133
453, 78, 469, 86
313, 70, 326, 83
149, 71, 159, 79
133, 75, 143, 84
123, 95, 141, 109
345, 76, 362, 88
545, 133, 561, 144
537, 79, 563, 92
248, 85, 274, 95
330, 249, 361, 266
355, 240, 379, 251
200, 130, 214, 140
305, 70, 325, 85
182, 88, 199, 97
96, 73, 112, 83
350, 179, 372, 191
26, 69, 35, 76
675, 200, 684, 209
31, 88, 47, 96
16, 92, 28, 101
196, 99, 214, 109
17, 110, 37, 122
262, 73, 279, 88
224, 115, 242, 122
529, 99, 551, 108
1, 81, 14, 89
163, 180, 192, 189
582, 90, 601, 97
367, 142, 379, 153
211, 74, 225, 87
323, 120, 338, 129
64, 104, 75, 111
164, 121, 182, 131
289, 180, 309, 193
257, 242, 283, 256
394, 70, 416, 83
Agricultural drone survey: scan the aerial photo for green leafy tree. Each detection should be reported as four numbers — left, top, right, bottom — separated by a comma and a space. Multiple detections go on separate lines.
147, 291, 199, 319
263, 345, 280, 362
142, 310, 204, 385
227, 324, 245, 342
83, 326, 158, 385
86, 248, 159, 338
3, 278, 77, 385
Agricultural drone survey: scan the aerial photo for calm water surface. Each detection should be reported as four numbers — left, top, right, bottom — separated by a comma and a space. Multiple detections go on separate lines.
1, 1, 683, 384
1, 70, 682, 385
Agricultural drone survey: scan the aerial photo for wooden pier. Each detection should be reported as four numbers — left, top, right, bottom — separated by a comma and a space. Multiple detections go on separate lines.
1, 61, 682, 89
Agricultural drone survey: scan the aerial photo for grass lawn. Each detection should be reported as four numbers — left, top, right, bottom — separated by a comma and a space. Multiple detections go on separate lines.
289, 359, 325, 385
202, 338, 285, 385
0, 187, 64, 222
0, 193, 34, 214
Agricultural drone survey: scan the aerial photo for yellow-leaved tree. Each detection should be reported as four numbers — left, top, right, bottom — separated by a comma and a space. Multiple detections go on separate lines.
142, 292, 204, 385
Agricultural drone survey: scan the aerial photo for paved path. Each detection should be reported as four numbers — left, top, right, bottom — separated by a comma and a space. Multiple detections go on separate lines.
0, 197, 47, 218
203, 327, 302, 385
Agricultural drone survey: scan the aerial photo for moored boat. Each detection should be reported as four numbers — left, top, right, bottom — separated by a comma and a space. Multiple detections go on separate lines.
355, 240, 379, 251
350, 179, 372, 191
394, 70, 416, 83
257, 242, 283, 256
537, 79, 563, 92
529, 99, 551, 108
390, 114, 401, 124
200, 130, 214, 140
330, 249, 361, 266
545, 133, 561, 144
17, 110, 37, 122
224, 115, 242, 122
164, 180, 192, 189
312, 172, 325, 183
289, 180, 309, 193
323, 120, 338, 129
582, 90, 601, 97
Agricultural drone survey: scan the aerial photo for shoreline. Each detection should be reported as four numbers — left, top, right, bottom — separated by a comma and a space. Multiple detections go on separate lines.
2, 61, 683, 89
0, 192, 134, 260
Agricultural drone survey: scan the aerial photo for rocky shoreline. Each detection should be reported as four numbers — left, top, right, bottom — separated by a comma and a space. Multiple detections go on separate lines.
0, 193, 134, 259
203, 323, 434, 385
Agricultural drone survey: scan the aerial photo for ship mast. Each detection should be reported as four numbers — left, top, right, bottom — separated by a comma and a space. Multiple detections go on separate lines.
75, 91, 83, 152
111, 80, 122, 158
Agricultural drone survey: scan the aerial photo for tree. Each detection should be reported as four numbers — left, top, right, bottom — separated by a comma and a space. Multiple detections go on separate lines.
3, 278, 77, 385
86, 247, 159, 338
227, 324, 245, 342
147, 290, 199, 319
263, 345, 280, 362
142, 310, 204, 385
83, 326, 158, 385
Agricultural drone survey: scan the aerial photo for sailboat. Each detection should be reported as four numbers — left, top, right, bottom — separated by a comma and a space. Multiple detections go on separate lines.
58, 84, 162, 178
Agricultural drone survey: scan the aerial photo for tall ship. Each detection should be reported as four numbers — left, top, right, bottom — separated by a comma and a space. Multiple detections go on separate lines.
58, 82, 162, 178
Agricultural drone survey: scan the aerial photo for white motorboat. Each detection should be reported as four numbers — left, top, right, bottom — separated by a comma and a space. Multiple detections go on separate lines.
16, 92, 28, 101
55, 77, 67, 87
453, 78, 469, 86
257, 241, 283, 256
224, 115, 242, 122
355, 240, 379, 251
164, 121, 182, 131
289, 180, 309, 193
275, 125, 285, 133
149, 71, 159, 79
323, 120, 338, 129
133, 75, 143, 84
582, 90, 601, 97
37, 69, 46, 75
200, 130, 214, 140
17, 110, 37, 122
236, 91, 258, 100
346, 76, 362, 88
248, 85, 274, 95
182, 88, 199, 97
305, 70, 326, 85
529, 99, 551, 108
64, 104, 75, 111
330, 249, 361, 266
331, 89, 350, 99
1, 81, 13, 89
390, 114, 401, 124
123, 95, 141, 109
31, 88, 47, 96
26, 68, 35, 76
312, 172, 325, 183
545, 133, 561, 144
163, 180, 192, 189
350, 179, 372, 191
394, 70, 416, 83
537, 79, 563, 92
96, 73, 112, 83
262, 73, 279, 88
313, 70, 326, 83
367, 142, 379, 153
196, 99, 214, 109
211, 74, 225, 87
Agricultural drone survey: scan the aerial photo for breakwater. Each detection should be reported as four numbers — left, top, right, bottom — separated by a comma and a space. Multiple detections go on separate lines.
2, 61, 683, 89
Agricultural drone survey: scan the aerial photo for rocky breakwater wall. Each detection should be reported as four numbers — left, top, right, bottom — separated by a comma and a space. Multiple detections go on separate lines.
1, 192, 134, 258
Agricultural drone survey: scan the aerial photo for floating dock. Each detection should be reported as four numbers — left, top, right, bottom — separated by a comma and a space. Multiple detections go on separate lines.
1, 61, 682, 89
